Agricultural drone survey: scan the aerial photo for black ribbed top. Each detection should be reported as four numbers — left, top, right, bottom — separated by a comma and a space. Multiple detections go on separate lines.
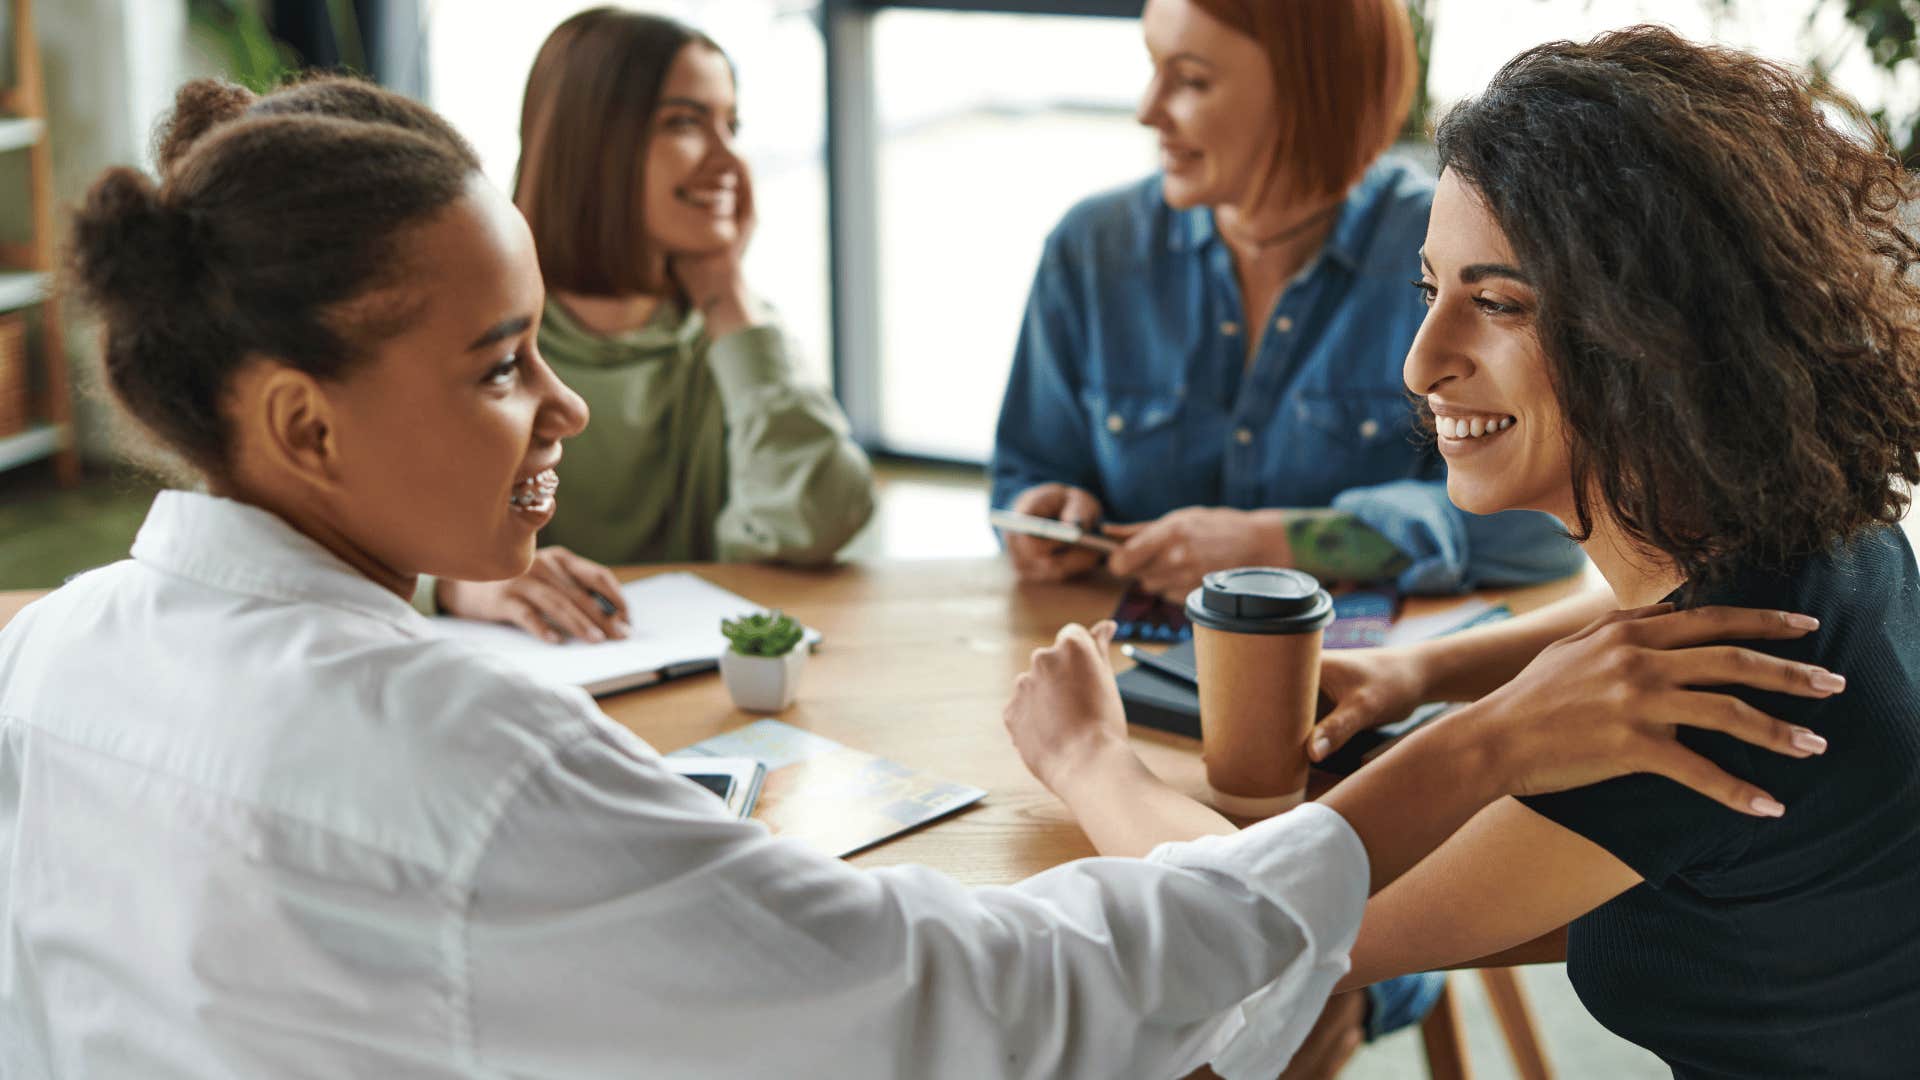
1520, 526, 1920, 1078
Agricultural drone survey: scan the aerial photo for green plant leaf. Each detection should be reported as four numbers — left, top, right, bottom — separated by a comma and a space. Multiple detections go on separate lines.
720, 610, 803, 657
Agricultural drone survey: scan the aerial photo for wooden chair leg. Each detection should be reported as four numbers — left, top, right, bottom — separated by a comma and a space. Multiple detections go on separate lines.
1478, 968, 1553, 1080
1419, 977, 1471, 1080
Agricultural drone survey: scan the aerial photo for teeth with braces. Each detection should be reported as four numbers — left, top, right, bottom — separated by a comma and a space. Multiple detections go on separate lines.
510, 469, 559, 510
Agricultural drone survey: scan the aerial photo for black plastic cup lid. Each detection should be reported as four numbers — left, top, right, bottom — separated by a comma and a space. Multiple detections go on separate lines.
1183, 567, 1333, 635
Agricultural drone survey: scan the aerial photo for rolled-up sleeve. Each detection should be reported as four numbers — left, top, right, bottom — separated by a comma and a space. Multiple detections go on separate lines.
462, 724, 1369, 1079
706, 325, 876, 565
1333, 478, 1586, 594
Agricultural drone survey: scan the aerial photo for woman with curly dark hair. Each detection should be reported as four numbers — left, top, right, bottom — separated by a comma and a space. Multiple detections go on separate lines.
1321, 25, 1920, 1075
1012, 22, 1920, 1078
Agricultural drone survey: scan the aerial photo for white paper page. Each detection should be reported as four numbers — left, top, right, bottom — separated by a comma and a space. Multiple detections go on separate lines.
432, 572, 816, 691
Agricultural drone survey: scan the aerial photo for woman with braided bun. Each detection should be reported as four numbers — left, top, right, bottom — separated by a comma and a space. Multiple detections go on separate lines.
0, 74, 1828, 1078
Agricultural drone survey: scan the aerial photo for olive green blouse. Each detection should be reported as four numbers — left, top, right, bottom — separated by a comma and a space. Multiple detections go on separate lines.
532, 297, 874, 565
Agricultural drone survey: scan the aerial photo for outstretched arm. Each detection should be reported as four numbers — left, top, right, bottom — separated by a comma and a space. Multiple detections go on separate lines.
1337, 797, 1636, 992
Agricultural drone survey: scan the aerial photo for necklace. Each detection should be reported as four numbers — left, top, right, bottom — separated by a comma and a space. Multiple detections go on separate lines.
1220, 201, 1343, 253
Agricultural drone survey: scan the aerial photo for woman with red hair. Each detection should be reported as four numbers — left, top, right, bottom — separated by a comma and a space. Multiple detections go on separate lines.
992, 0, 1578, 611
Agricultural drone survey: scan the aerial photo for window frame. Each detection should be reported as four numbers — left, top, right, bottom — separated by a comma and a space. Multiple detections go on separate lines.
821, 0, 1141, 463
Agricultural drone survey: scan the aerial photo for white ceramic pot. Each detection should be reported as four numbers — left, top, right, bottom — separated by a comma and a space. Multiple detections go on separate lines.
719, 648, 807, 712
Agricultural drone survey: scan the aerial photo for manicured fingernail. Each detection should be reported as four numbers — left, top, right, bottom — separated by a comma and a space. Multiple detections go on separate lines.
1810, 670, 1846, 693
588, 627, 606, 643
1789, 727, 1828, 754
614, 619, 632, 638
1785, 613, 1820, 631
1310, 736, 1331, 761
1750, 795, 1786, 817
545, 632, 561, 644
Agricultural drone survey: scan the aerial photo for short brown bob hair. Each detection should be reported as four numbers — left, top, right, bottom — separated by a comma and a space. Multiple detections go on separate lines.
514, 7, 727, 297
1190, 0, 1417, 205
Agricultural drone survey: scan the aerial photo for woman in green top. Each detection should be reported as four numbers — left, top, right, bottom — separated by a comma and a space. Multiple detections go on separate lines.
432, 7, 875, 642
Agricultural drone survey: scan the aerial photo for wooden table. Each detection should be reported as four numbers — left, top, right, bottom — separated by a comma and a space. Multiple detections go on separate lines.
0, 560, 1596, 885
588, 560, 1595, 884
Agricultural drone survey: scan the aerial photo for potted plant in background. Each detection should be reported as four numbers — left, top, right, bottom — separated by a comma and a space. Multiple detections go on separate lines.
719, 611, 807, 713
187, 0, 366, 90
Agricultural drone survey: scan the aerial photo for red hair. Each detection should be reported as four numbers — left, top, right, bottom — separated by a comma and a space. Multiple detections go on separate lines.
1191, 0, 1417, 204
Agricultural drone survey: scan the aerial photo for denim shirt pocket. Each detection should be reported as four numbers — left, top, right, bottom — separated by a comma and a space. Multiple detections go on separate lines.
1289, 390, 1427, 497
1080, 386, 1184, 512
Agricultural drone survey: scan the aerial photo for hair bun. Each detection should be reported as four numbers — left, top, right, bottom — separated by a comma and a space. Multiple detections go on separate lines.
154, 79, 256, 175
69, 167, 203, 319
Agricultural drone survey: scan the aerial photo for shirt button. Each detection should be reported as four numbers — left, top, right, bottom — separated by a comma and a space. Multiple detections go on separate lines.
1220, 320, 1240, 337
1107, 413, 1126, 434
1274, 315, 1295, 333
1359, 418, 1380, 439
1235, 427, 1253, 445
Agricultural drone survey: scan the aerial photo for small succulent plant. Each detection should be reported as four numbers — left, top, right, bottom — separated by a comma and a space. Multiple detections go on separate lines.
720, 610, 805, 657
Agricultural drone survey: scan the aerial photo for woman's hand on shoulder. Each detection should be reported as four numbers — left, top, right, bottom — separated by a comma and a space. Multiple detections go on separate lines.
1473, 603, 1842, 815
436, 546, 630, 644
669, 162, 757, 339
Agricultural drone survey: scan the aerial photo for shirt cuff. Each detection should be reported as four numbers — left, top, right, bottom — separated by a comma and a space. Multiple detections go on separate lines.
1332, 482, 1470, 595
410, 574, 440, 617
1147, 803, 1369, 1079
705, 325, 794, 421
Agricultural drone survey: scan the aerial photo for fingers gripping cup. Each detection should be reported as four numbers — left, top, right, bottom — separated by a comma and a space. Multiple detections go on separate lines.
1185, 568, 1335, 818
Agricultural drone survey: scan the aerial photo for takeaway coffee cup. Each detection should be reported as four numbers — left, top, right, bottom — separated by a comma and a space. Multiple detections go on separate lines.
1184, 567, 1335, 817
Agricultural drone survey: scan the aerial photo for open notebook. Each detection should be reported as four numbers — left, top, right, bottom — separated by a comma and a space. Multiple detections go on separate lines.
432, 572, 820, 697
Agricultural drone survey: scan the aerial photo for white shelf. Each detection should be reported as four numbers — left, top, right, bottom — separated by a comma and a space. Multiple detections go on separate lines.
0, 270, 46, 313
0, 117, 41, 154
0, 422, 63, 473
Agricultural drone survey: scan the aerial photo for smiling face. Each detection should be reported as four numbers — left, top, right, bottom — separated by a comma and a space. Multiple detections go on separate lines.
1405, 170, 1574, 521
642, 42, 743, 256
1136, 0, 1279, 211
317, 177, 589, 583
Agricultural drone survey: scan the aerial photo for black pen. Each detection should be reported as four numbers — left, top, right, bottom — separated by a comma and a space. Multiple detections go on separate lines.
586, 589, 618, 618
1120, 643, 1198, 686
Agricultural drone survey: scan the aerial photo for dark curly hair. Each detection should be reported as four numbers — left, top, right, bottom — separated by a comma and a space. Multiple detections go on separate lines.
66, 75, 480, 479
1433, 25, 1920, 584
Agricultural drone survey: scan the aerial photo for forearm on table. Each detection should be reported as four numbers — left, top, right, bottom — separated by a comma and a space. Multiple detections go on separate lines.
1412, 587, 1617, 702
1276, 508, 1413, 582
1054, 745, 1238, 859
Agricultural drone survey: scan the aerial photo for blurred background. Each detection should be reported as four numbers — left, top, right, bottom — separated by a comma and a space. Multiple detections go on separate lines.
2, 2, 1917, 1073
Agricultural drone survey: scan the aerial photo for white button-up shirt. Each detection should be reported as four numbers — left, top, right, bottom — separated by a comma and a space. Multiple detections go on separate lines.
0, 492, 1367, 1079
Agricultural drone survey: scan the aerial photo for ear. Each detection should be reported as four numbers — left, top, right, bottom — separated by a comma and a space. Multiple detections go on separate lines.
249, 364, 344, 493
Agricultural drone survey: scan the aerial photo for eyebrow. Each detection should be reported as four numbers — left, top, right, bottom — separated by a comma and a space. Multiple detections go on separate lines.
1165, 52, 1217, 70
1460, 262, 1531, 286
1418, 251, 1532, 286
466, 316, 532, 352
658, 97, 715, 113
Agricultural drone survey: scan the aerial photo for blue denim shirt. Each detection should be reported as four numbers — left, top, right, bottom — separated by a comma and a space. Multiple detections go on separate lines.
989, 160, 1583, 594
